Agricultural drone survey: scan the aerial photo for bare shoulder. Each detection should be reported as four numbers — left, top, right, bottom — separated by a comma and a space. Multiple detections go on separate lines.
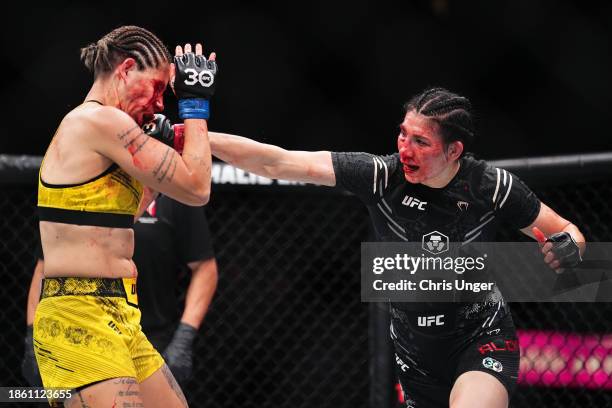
42, 105, 130, 182
59, 105, 142, 156
77, 105, 138, 139
54, 105, 131, 141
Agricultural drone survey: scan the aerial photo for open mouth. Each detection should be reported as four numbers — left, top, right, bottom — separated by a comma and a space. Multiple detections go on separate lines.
403, 164, 420, 173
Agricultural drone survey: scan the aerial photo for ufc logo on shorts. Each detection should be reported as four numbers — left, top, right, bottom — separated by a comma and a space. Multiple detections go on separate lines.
402, 196, 427, 210
395, 354, 410, 372
417, 314, 444, 327
184, 69, 214, 87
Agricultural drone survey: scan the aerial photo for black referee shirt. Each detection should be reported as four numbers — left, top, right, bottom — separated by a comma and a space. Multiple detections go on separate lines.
133, 195, 214, 334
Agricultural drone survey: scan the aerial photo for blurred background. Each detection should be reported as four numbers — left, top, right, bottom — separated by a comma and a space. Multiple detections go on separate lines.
1, 0, 610, 158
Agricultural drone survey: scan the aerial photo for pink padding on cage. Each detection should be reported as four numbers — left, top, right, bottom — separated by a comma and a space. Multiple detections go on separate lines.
517, 329, 612, 389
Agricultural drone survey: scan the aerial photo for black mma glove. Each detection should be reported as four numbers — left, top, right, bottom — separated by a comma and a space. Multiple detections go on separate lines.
547, 232, 582, 268
142, 114, 185, 154
143, 114, 174, 146
162, 323, 197, 386
174, 51, 218, 120
21, 325, 43, 387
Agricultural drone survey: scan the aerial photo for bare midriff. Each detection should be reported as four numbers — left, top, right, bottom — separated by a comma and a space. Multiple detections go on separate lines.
40, 221, 137, 279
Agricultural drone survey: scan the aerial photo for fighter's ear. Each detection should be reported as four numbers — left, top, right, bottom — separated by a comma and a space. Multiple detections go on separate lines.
447, 141, 464, 160
116, 58, 138, 80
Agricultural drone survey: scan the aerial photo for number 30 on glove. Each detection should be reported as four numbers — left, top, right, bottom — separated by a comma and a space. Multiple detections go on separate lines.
173, 45, 218, 120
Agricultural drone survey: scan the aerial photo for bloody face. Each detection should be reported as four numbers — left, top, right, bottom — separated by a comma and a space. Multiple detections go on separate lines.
397, 110, 455, 185
118, 65, 171, 126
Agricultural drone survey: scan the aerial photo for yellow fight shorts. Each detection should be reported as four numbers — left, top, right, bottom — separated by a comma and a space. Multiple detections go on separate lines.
33, 277, 165, 394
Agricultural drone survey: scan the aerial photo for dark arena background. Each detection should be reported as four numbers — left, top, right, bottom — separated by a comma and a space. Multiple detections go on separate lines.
1, 1, 611, 407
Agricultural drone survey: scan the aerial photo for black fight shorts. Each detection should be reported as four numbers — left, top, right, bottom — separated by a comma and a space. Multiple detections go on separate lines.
393, 306, 519, 407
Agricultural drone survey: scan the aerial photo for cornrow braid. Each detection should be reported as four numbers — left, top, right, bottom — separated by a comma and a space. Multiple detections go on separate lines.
80, 25, 171, 78
404, 87, 475, 154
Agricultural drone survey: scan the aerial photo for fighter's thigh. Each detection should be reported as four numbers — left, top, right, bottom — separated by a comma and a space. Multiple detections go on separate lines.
139, 364, 188, 408
452, 311, 519, 405
449, 370, 508, 408
64, 377, 142, 408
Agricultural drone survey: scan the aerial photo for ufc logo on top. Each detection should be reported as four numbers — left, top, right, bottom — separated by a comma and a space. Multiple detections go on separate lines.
402, 196, 427, 210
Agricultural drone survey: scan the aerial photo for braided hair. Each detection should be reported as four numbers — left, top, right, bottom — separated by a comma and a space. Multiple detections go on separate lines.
80, 25, 171, 78
404, 87, 475, 155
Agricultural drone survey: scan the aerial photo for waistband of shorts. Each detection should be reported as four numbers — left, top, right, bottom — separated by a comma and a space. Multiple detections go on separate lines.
41, 277, 138, 306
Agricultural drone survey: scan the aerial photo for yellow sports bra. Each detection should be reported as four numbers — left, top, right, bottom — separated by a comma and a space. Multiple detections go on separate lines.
38, 162, 143, 228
